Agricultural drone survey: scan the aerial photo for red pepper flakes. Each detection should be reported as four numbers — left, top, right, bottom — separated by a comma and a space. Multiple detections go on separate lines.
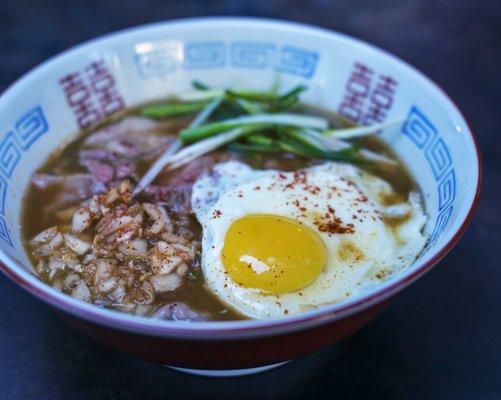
314, 207, 356, 235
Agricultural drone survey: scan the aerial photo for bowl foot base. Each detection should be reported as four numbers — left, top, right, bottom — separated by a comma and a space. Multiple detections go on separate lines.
166, 361, 290, 377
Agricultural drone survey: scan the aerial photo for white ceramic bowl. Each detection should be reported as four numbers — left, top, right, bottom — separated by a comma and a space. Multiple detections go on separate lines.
0, 18, 481, 375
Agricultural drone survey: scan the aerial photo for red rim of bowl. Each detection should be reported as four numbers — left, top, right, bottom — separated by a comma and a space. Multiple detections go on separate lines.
0, 17, 483, 340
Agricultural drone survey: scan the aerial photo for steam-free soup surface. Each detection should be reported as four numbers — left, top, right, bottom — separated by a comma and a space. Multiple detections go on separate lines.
22, 101, 417, 322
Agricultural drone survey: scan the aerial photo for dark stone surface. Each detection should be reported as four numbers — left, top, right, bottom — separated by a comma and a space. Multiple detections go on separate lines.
0, 1, 499, 399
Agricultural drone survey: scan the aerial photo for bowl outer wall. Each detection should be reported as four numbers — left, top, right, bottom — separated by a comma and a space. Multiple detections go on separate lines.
60, 298, 393, 369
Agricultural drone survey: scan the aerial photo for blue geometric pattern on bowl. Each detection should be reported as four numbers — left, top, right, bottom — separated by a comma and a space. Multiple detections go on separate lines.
431, 205, 453, 243
14, 106, 49, 150
0, 217, 12, 246
135, 41, 319, 79
0, 174, 7, 215
275, 45, 319, 78
0, 106, 48, 246
426, 138, 452, 180
184, 41, 227, 70
231, 41, 276, 69
135, 44, 179, 79
438, 169, 455, 211
402, 105, 456, 243
402, 106, 437, 149
0, 132, 22, 178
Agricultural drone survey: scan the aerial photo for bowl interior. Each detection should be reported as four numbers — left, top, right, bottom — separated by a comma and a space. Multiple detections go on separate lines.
0, 18, 479, 331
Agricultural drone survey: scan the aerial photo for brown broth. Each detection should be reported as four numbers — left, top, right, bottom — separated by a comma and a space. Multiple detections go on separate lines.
21, 102, 418, 322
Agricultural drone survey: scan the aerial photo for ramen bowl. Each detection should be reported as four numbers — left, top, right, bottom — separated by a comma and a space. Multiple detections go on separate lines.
0, 18, 481, 376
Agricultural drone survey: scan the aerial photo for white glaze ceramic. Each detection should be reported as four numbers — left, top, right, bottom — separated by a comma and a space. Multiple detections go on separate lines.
0, 18, 480, 377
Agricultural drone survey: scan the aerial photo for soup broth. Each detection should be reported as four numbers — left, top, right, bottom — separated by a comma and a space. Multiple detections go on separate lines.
22, 98, 419, 322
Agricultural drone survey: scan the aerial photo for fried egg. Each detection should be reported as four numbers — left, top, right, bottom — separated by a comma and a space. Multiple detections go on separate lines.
191, 161, 426, 319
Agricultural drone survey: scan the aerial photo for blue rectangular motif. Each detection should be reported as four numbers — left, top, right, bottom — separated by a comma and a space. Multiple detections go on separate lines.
430, 205, 453, 242
426, 138, 452, 180
135, 44, 179, 79
275, 46, 319, 78
14, 106, 49, 150
0, 215, 12, 247
0, 174, 7, 215
402, 106, 437, 149
231, 41, 276, 69
0, 132, 21, 178
438, 169, 455, 211
184, 42, 226, 70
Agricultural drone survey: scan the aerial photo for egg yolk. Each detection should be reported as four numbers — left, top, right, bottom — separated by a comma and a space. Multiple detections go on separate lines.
222, 214, 327, 294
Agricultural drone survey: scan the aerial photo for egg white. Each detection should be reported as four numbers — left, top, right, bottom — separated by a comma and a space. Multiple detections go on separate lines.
192, 161, 427, 319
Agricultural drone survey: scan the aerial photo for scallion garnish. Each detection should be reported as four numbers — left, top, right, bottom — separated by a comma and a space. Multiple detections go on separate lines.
179, 113, 329, 143
141, 100, 210, 117
134, 80, 406, 195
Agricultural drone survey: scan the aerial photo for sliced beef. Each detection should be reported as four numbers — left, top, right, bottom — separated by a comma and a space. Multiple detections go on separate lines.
79, 116, 181, 182
80, 160, 115, 183
142, 152, 243, 215
158, 152, 241, 185
115, 161, 136, 180
83, 116, 177, 159
151, 302, 205, 322
78, 148, 117, 163
79, 149, 138, 183
84, 116, 158, 146
143, 182, 193, 215
32, 173, 106, 210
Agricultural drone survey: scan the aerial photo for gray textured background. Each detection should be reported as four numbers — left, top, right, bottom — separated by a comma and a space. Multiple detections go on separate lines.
0, 1, 499, 399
